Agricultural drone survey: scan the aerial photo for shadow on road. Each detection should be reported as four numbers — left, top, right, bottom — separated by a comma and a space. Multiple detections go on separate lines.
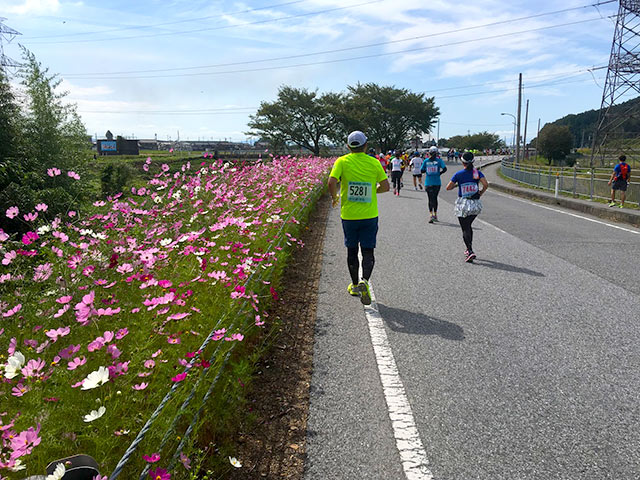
472, 259, 545, 277
377, 304, 465, 341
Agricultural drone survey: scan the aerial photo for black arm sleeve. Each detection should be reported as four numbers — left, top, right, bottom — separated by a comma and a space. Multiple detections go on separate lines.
439, 166, 448, 176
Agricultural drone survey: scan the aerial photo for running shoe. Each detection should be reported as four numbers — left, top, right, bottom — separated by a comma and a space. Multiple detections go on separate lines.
347, 283, 360, 297
465, 252, 476, 263
619, 204, 624, 208
609, 201, 616, 207
428, 215, 434, 224
357, 279, 372, 306
433, 214, 438, 222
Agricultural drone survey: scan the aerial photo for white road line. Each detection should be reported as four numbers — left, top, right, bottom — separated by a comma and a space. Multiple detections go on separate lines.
488, 189, 640, 235
364, 283, 434, 480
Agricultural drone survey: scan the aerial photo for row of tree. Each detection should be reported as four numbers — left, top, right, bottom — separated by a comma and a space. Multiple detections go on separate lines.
247, 83, 439, 154
0, 47, 90, 234
439, 132, 504, 150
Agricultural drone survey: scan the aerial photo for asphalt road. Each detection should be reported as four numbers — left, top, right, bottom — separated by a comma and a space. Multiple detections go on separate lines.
305, 160, 640, 480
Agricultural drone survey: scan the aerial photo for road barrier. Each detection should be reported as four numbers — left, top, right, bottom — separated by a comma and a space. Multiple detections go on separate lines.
500, 160, 638, 207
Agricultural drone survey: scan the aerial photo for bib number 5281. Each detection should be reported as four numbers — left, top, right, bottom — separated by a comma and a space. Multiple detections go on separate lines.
347, 181, 372, 203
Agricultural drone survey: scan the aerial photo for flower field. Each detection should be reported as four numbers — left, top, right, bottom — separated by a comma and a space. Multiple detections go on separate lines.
0, 155, 333, 479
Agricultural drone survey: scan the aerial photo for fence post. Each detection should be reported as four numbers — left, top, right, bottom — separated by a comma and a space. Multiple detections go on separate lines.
573, 166, 577, 197
560, 167, 564, 192
548, 166, 552, 190
538, 167, 541, 187
555, 173, 559, 198
590, 169, 594, 200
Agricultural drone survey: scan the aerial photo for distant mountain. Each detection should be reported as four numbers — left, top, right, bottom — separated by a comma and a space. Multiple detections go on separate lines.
546, 96, 640, 148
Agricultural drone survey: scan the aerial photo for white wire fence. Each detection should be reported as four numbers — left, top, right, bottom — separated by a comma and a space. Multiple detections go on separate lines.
500, 160, 639, 207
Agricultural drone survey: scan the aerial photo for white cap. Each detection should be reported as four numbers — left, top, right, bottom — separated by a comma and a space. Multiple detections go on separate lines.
429, 146, 439, 153
347, 131, 367, 148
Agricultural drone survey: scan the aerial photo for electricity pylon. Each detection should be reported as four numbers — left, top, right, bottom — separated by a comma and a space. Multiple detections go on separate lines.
0, 17, 21, 69
591, 0, 640, 167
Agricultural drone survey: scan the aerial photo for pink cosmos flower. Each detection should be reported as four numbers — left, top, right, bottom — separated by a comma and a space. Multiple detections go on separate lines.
171, 372, 187, 382
143, 453, 160, 463
107, 344, 121, 359
133, 383, 148, 391
5, 206, 19, 219
117, 263, 134, 274
68, 211, 77, 218
57, 295, 73, 304
46, 326, 71, 342
2, 250, 16, 266
179, 452, 191, 470
21, 358, 45, 378
35, 203, 48, 212
167, 336, 181, 345
151, 349, 162, 358
23, 212, 38, 222
68, 171, 81, 180
12, 383, 30, 397
10, 424, 41, 457
67, 356, 86, 370
59, 344, 81, 359
148, 468, 170, 480
47, 167, 61, 177
33, 263, 53, 282
0, 228, 8, 242
21, 231, 39, 245
53, 304, 70, 318
115, 328, 129, 340
144, 360, 155, 369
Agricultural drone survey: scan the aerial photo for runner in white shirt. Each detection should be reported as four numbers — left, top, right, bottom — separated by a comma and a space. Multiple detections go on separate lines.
409, 154, 424, 191
390, 155, 404, 196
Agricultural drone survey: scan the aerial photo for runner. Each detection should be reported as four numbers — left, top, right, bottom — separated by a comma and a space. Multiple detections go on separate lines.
421, 146, 447, 223
328, 131, 390, 305
608, 155, 631, 208
389, 152, 404, 196
409, 153, 424, 190
446, 152, 489, 263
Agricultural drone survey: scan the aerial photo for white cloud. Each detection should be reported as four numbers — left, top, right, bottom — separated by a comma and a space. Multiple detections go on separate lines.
2, 0, 60, 15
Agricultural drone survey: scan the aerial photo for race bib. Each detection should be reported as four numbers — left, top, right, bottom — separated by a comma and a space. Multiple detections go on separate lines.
426, 165, 438, 174
347, 181, 372, 203
460, 182, 479, 197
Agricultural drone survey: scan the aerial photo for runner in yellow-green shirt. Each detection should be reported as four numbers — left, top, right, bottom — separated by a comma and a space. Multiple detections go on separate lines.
328, 131, 390, 305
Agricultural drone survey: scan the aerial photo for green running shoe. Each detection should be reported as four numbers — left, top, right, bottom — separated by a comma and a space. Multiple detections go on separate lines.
347, 283, 360, 297
358, 280, 371, 306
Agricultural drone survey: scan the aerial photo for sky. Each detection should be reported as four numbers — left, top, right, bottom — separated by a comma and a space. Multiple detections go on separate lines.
0, 0, 624, 145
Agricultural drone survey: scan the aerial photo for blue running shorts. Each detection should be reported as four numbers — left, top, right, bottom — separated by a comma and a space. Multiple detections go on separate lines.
341, 217, 379, 248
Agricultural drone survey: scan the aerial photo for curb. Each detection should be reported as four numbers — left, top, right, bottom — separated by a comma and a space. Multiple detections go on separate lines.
487, 172, 640, 229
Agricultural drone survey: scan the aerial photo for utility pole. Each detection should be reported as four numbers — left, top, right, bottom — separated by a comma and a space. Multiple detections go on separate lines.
436, 118, 440, 146
516, 73, 522, 164
522, 99, 529, 162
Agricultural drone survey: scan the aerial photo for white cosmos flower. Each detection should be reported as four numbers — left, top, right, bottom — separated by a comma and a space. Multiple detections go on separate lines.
160, 238, 172, 247
229, 457, 242, 468
81, 366, 110, 390
83, 405, 106, 422
4, 351, 25, 379
9, 458, 26, 471
46, 463, 66, 480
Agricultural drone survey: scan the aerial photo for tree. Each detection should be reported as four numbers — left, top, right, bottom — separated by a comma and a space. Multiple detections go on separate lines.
247, 86, 341, 155
0, 48, 90, 234
537, 124, 573, 165
339, 83, 439, 153
445, 132, 503, 150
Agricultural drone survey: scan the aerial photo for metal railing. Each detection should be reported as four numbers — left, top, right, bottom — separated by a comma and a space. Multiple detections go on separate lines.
500, 160, 639, 207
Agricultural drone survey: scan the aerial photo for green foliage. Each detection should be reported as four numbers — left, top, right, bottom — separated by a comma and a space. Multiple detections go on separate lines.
538, 124, 573, 165
247, 86, 341, 155
339, 83, 439, 153
0, 48, 90, 234
247, 83, 439, 154
444, 131, 504, 150
100, 163, 132, 197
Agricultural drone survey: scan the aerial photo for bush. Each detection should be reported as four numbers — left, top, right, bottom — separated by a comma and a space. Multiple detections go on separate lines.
100, 163, 131, 196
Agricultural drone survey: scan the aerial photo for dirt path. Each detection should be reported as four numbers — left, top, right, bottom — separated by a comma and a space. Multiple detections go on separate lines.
229, 193, 330, 479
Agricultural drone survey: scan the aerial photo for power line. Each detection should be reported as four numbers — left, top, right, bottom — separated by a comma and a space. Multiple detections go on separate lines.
23, 0, 385, 45
60, 1, 617, 77
22, 0, 309, 39
62, 16, 614, 80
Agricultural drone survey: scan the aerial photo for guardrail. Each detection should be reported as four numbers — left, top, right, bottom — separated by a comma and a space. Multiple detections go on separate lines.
500, 160, 638, 207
